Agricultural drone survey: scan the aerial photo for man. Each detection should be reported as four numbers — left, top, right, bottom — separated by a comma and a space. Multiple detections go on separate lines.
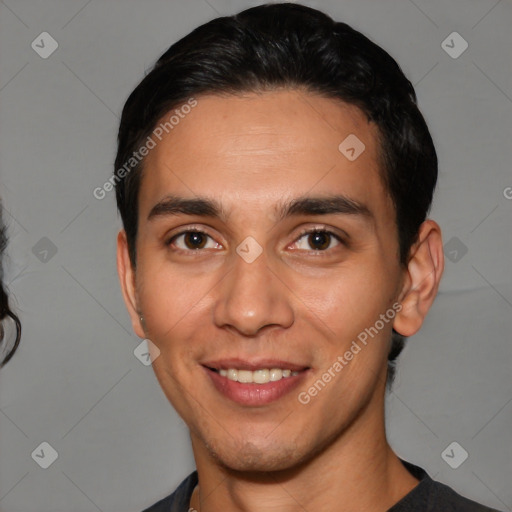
115, 3, 501, 511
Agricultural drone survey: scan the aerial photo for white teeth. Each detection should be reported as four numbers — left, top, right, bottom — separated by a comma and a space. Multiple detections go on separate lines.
269, 368, 282, 381
253, 369, 269, 383
237, 370, 253, 383
216, 367, 300, 383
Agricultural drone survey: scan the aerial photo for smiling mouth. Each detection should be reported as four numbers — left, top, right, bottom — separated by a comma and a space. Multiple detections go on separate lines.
203, 363, 310, 405
206, 367, 305, 384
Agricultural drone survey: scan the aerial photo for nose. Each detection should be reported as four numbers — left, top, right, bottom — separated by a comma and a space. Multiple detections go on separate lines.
212, 246, 294, 337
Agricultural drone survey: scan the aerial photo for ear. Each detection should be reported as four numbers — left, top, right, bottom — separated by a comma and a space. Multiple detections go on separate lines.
393, 219, 444, 337
116, 230, 145, 338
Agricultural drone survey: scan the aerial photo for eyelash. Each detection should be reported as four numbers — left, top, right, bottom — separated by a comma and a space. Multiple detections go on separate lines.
292, 227, 345, 253
165, 226, 346, 254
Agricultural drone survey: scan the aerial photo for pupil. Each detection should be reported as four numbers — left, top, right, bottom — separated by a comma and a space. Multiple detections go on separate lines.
309, 232, 330, 250
185, 232, 206, 249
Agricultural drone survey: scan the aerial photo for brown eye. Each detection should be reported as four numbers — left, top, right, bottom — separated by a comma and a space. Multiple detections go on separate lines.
294, 229, 342, 252
308, 231, 331, 250
167, 230, 222, 252
183, 232, 207, 249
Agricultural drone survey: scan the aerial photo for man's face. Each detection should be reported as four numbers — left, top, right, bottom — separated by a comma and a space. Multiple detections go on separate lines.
124, 90, 407, 472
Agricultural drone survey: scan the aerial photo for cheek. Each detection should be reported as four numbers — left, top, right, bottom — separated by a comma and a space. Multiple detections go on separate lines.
290, 261, 393, 339
137, 264, 206, 405
135, 257, 220, 348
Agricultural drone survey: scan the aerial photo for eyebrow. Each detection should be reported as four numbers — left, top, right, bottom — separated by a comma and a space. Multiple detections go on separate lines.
147, 194, 373, 224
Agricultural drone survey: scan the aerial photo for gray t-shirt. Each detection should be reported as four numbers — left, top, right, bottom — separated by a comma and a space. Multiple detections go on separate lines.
142, 460, 503, 512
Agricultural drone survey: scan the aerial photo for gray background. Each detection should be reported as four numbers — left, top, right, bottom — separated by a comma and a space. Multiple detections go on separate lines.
0, 0, 511, 511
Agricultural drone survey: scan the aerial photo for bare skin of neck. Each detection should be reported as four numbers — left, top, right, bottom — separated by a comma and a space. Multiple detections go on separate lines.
188, 387, 419, 512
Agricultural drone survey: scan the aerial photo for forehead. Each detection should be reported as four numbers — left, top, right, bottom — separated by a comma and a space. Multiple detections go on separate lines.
139, 89, 391, 224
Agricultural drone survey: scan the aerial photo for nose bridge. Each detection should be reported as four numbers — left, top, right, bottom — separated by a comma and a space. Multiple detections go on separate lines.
213, 245, 293, 336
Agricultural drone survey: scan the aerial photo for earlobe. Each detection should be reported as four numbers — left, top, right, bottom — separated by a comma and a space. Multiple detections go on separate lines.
393, 220, 444, 337
116, 230, 145, 338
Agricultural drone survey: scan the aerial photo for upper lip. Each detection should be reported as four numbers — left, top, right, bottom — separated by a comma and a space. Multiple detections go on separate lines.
202, 358, 310, 372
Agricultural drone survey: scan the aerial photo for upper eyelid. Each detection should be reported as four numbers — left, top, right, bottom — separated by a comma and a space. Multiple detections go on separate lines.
166, 226, 218, 245
295, 226, 346, 241
290, 228, 345, 251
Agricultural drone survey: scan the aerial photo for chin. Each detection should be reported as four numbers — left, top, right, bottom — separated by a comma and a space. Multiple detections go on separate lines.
204, 437, 305, 473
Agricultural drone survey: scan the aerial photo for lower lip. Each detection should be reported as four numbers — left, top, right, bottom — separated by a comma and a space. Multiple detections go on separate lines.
203, 366, 309, 406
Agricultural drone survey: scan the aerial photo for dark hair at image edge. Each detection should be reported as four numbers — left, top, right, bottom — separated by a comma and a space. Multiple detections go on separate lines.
114, 3, 438, 388
0, 206, 21, 368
